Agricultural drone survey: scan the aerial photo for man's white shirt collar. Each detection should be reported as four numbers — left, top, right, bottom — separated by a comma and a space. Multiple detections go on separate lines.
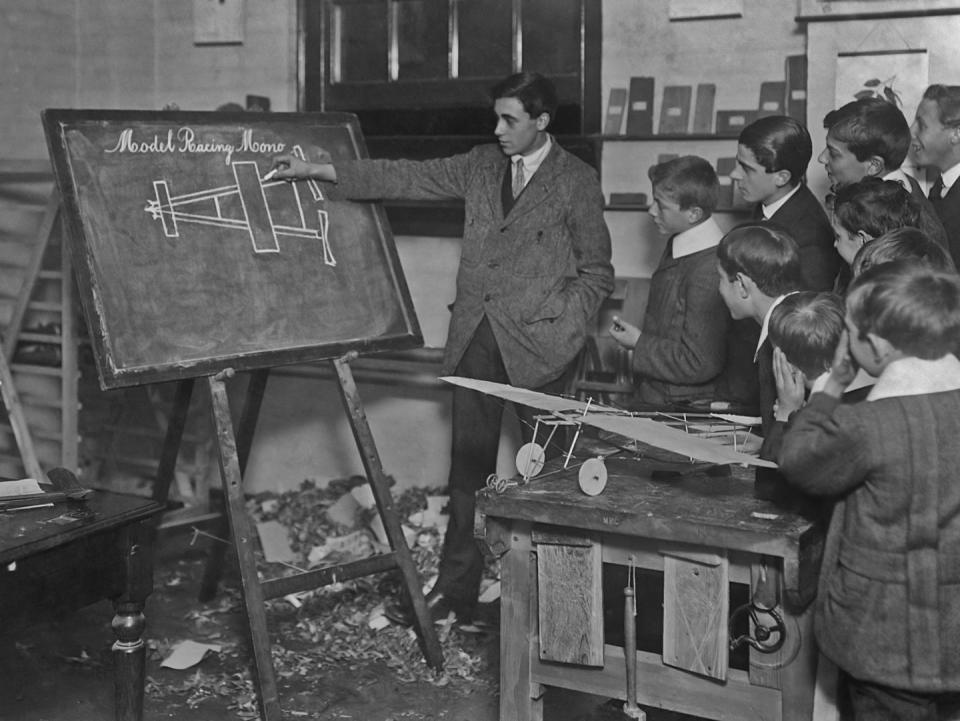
938, 161, 960, 197
761, 184, 801, 219
882, 168, 913, 193
866, 354, 960, 401
672, 216, 723, 259
755, 292, 797, 361
512, 135, 552, 182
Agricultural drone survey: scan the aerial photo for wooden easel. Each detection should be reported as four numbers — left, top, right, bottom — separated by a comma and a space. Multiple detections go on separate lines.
151, 359, 444, 721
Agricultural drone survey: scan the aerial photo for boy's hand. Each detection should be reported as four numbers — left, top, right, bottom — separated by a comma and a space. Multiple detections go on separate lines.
823, 329, 858, 396
609, 316, 641, 349
772, 347, 805, 420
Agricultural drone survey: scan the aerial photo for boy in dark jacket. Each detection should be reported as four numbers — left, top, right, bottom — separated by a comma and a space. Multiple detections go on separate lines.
778, 261, 960, 720
610, 156, 756, 410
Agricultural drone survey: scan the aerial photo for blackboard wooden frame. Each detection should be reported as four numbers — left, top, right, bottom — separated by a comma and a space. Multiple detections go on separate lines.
42, 109, 422, 390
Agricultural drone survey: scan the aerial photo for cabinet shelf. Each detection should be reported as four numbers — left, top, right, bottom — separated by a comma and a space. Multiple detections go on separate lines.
594, 133, 740, 142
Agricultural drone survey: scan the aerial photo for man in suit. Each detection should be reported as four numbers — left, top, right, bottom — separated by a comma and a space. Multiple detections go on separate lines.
731, 115, 841, 291
911, 84, 960, 265
271, 72, 614, 625
818, 97, 949, 250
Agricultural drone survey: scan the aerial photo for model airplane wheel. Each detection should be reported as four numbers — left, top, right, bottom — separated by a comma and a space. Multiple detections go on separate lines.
578, 457, 608, 496
515, 442, 546, 479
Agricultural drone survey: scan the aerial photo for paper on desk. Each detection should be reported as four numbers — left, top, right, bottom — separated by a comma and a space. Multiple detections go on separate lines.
0, 478, 54, 509
0, 478, 43, 496
160, 640, 222, 670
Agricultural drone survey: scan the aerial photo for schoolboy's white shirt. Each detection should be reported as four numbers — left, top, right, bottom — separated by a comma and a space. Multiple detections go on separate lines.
866, 353, 960, 401
882, 167, 913, 192
671, 215, 724, 258
511, 135, 552, 191
755, 292, 798, 361
935, 161, 960, 198
759, 183, 801, 219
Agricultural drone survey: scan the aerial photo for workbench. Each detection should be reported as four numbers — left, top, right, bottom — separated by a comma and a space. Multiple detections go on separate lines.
0, 491, 162, 721
477, 455, 824, 721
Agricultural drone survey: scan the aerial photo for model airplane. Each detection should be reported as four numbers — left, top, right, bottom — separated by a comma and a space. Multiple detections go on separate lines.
441, 376, 776, 470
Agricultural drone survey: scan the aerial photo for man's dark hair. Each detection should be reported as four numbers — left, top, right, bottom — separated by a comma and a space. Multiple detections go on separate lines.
769, 292, 845, 379
833, 177, 920, 239
648, 155, 719, 214
922, 84, 960, 128
822, 97, 911, 171
738, 115, 812, 188
491, 73, 558, 126
717, 223, 805, 297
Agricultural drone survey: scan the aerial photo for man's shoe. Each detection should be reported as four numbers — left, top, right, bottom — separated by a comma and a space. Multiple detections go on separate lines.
383, 587, 474, 627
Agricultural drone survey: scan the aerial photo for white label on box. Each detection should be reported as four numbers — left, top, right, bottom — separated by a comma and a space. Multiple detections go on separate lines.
667, 107, 682, 116
791, 90, 807, 100
632, 101, 648, 111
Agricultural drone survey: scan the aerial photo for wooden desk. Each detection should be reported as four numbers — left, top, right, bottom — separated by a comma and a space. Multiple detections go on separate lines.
478, 457, 824, 721
0, 491, 163, 721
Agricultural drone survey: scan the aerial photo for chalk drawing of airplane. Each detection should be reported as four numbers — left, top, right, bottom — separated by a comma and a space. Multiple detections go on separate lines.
144, 145, 336, 265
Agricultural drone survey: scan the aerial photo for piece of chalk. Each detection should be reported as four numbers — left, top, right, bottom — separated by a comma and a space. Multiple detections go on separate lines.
261, 168, 279, 182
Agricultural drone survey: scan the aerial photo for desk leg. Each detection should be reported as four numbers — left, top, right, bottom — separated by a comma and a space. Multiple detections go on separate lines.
112, 601, 147, 721
499, 520, 544, 721
113, 519, 154, 721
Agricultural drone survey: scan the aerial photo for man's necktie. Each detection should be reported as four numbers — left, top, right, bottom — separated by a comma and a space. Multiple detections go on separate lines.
929, 176, 945, 202
512, 158, 525, 198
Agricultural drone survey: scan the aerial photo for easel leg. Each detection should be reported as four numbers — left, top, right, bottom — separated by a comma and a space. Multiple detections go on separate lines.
331, 357, 444, 670
151, 378, 195, 508
199, 369, 269, 602
207, 373, 281, 721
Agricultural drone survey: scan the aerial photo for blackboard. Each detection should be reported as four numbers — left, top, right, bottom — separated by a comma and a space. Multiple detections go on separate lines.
42, 110, 422, 390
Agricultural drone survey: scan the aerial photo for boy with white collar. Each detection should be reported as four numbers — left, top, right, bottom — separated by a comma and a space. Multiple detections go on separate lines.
610, 156, 756, 409
716, 223, 806, 434
778, 261, 960, 721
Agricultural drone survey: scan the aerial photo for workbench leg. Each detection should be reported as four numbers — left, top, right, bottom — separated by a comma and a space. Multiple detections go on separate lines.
499, 521, 544, 721
779, 601, 818, 721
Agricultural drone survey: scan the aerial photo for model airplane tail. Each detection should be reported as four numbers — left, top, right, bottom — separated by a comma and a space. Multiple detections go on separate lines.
440, 376, 777, 469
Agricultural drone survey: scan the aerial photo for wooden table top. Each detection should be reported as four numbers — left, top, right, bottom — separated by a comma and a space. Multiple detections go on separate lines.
0, 490, 163, 563
477, 456, 819, 560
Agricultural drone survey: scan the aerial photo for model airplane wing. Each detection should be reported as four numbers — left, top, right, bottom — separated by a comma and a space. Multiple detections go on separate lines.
441, 376, 776, 469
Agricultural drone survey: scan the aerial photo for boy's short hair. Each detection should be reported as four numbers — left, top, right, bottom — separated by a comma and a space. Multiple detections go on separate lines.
846, 261, 960, 359
738, 115, 812, 188
822, 97, 911, 171
769, 292, 845, 378
922, 84, 960, 127
851, 226, 957, 277
648, 155, 719, 214
717, 223, 805, 297
832, 177, 920, 238
491, 72, 558, 125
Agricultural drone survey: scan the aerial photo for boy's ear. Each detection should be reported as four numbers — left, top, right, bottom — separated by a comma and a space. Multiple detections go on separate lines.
865, 332, 901, 366
735, 272, 753, 298
535, 112, 550, 131
685, 205, 705, 224
864, 155, 885, 177
772, 169, 792, 188
855, 229, 873, 246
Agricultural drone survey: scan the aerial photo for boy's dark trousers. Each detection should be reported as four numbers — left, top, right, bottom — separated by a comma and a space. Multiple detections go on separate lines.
436, 315, 568, 614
